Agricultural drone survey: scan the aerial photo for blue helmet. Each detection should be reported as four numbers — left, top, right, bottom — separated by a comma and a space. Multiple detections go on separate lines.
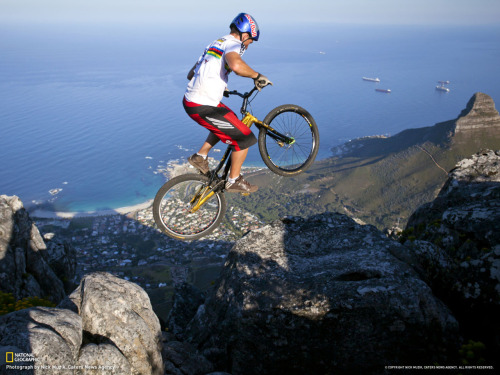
230, 13, 260, 41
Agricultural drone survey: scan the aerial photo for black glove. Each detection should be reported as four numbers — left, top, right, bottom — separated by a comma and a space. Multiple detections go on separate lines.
254, 73, 273, 91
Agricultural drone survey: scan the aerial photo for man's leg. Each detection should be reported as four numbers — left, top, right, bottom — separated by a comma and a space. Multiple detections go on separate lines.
189, 133, 220, 174
229, 148, 248, 179
225, 147, 258, 193
197, 132, 219, 156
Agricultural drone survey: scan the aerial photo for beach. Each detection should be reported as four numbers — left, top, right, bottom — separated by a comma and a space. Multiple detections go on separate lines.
30, 200, 153, 219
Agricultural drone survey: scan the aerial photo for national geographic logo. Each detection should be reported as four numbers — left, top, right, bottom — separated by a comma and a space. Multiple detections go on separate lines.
0, 348, 38, 366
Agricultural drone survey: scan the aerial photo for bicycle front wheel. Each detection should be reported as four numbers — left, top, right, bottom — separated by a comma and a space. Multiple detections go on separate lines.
259, 104, 319, 176
153, 174, 227, 240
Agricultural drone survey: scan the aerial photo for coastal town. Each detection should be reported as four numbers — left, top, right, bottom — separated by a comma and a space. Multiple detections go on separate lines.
29, 159, 265, 318
33, 199, 264, 290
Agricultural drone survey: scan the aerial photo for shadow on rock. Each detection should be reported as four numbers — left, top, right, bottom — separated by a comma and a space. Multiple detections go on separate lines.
181, 213, 460, 375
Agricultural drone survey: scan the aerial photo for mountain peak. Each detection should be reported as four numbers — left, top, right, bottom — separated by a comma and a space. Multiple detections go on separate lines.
455, 92, 500, 132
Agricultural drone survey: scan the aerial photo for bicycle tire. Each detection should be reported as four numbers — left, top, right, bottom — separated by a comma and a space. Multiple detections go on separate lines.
153, 174, 227, 241
258, 104, 319, 176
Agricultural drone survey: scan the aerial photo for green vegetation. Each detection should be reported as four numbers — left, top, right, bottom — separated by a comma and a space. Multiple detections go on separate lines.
0, 291, 55, 316
459, 340, 487, 366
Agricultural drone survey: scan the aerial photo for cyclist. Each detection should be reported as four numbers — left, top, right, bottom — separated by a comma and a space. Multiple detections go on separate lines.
183, 12, 272, 194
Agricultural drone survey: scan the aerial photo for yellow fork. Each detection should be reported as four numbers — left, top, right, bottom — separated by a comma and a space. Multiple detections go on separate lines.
190, 189, 215, 212
243, 112, 288, 147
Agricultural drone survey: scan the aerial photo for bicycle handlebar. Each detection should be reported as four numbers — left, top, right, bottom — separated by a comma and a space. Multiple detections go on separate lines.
225, 86, 261, 114
226, 86, 258, 99
225, 82, 272, 114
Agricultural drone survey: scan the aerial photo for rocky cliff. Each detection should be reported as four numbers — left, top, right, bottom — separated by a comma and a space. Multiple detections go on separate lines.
170, 214, 458, 374
455, 93, 500, 132
402, 149, 500, 367
0, 195, 75, 304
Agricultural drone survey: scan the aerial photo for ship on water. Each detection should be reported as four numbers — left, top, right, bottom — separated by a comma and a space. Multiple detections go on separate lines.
375, 88, 391, 93
363, 77, 380, 82
436, 80, 451, 92
436, 85, 450, 92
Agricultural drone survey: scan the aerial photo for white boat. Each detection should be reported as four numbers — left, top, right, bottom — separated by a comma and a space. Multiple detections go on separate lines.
436, 85, 450, 92
49, 188, 63, 195
375, 88, 391, 93
363, 77, 380, 82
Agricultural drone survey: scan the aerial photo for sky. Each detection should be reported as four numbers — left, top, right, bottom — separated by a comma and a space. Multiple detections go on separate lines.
1, 0, 500, 27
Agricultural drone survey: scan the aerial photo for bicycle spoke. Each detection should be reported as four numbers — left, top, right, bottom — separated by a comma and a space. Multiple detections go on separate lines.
156, 179, 222, 237
265, 110, 316, 171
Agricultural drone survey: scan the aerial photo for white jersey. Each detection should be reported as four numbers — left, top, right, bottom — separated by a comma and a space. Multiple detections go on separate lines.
185, 34, 245, 107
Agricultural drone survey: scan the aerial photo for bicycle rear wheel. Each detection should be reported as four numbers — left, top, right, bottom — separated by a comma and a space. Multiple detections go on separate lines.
153, 174, 227, 240
258, 104, 319, 176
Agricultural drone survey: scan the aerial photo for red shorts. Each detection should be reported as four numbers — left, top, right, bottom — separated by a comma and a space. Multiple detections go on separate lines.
183, 97, 257, 151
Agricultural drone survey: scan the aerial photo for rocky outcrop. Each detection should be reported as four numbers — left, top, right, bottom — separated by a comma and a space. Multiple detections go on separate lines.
183, 213, 459, 374
61, 272, 164, 375
455, 93, 500, 132
403, 150, 500, 365
0, 195, 75, 303
408, 149, 500, 252
1, 272, 163, 375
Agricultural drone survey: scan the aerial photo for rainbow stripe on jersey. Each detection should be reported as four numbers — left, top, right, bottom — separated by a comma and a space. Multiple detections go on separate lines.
207, 46, 223, 59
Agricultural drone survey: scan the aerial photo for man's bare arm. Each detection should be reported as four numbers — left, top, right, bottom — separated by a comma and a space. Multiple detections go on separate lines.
225, 52, 259, 79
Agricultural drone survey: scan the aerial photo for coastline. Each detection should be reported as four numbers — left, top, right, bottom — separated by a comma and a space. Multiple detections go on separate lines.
30, 160, 193, 220
30, 199, 153, 219
28, 159, 266, 220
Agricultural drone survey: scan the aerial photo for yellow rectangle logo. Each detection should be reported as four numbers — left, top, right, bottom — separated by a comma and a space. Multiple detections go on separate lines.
6, 352, 14, 363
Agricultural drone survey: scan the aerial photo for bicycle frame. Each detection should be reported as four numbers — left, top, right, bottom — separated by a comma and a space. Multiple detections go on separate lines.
189, 87, 297, 211
232, 87, 297, 146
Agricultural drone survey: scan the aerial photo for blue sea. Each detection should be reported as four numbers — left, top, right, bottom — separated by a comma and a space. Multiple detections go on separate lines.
1, 23, 499, 212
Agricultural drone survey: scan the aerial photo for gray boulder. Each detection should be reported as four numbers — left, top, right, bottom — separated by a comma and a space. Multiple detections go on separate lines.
185, 213, 459, 374
76, 343, 131, 374
0, 307, 82, 374
1, 272, 163, 375
64, 272, 164, 375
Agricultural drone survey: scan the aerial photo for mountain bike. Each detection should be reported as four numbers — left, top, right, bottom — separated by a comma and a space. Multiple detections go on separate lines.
153, 86, 319, 240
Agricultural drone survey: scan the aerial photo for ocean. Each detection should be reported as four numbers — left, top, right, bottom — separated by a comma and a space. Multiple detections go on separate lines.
1, 23, 499, 213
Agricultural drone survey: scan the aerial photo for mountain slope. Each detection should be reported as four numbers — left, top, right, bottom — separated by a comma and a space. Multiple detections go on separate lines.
234, 92, 500, 230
